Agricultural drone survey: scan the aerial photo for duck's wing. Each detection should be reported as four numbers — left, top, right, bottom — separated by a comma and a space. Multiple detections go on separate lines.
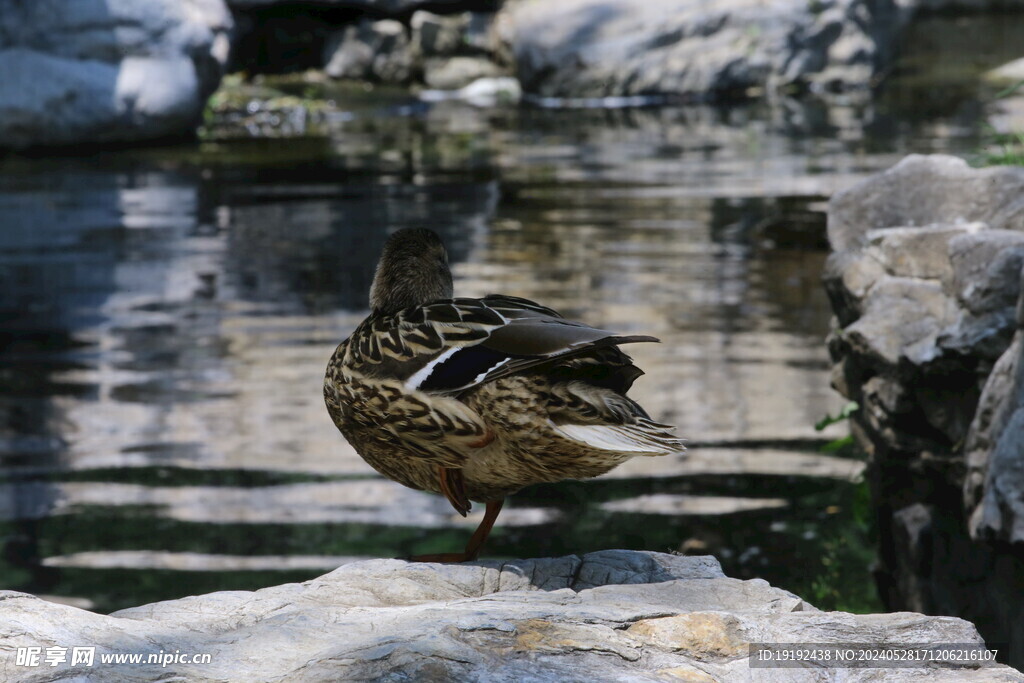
334, 295, 662, 463
369, 295, 659, 396
328, 297, 520, 468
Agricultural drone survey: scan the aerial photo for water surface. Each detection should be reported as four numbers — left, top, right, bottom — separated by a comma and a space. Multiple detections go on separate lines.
0, 58, 1001, 613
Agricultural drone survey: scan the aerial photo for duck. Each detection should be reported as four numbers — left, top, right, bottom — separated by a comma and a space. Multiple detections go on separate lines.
324, 228, 684, 561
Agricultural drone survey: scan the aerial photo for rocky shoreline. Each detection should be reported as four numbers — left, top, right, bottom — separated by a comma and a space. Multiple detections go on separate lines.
2, 550, 1019, 681
3, 0, 1024, 148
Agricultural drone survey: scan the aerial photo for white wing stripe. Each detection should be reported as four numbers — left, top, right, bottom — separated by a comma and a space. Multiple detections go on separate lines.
471, 358, 511, 387
405, 347, 459, 391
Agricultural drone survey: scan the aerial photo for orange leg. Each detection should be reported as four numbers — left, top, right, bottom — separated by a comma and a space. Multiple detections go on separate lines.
408, 499, 505, 563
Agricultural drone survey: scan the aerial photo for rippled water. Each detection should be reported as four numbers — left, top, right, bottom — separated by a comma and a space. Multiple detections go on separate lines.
0, 66, 997, 613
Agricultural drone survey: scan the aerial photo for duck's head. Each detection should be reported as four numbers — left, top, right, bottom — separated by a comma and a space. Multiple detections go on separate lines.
370, 228, 454, 315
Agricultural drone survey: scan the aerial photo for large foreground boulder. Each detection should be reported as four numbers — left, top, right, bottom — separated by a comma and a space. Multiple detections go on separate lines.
0, 0, 232, 149
824, 154, 1024, 667
0, 550, 1017, 681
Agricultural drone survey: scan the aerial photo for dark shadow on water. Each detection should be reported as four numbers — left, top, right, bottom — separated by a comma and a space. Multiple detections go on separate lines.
0, 465, 877, 614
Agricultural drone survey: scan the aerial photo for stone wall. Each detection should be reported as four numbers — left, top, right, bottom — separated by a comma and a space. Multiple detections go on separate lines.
824, 154, 1024, 667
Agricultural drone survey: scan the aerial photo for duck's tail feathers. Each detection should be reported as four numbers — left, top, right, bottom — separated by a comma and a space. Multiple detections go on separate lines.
549, 419, 685, 457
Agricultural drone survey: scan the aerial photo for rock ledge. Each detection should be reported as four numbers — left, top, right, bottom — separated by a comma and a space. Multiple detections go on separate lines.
2, 550, 1019, 681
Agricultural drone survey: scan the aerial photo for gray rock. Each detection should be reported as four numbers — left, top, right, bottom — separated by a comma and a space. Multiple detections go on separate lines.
842, 275, 957, 367
424, 56, 504, 89
828, 155, 1024, 252
462, 11, 499, 56
412, 10, 498, 58
0, 0, 232, 149
412, 11, 498, 57
822, 249, 888, 327
413, 11, 467, 57
324, 19, 416, 83
322, 11, 505, 87
826, 158, 1024, 384
412, 11, 506, 89
965, 332, 1024, 544
949, 231, 1024, 316
868, 224, 978, 283
825, 154, 1024, 668
2, 550, 1020, 682
495, 0, 907, 99
890, 502, 934, 613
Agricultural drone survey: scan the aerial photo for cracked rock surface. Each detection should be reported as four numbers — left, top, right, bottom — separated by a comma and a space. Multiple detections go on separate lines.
2, 550, 1020, 681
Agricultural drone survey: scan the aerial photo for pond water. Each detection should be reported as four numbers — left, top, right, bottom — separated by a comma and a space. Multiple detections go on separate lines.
0, 35, 1010, 615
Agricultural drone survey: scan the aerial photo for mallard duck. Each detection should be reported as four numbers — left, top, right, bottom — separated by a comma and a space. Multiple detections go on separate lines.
324, 228, 683, 561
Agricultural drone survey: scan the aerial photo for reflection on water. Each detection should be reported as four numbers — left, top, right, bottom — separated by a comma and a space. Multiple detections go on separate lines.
0, 85, 989, 614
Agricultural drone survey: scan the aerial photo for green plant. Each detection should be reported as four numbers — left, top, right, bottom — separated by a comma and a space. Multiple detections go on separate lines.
994, 79, 1024, 100
977, 79, 1024, 167
806, 479, 879, 612
983, 130, 1024, 167
804, 405, 877, 612
815, 401, 859, 453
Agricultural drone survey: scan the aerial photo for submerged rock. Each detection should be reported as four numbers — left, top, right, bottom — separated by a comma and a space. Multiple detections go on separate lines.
824, 154, 1024, 668
420, 76, 522, 106
0, 0, 232, 149
1, 550, 1017, 681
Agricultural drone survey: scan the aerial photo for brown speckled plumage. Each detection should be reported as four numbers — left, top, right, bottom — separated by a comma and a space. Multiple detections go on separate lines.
324, 228, 684, 560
